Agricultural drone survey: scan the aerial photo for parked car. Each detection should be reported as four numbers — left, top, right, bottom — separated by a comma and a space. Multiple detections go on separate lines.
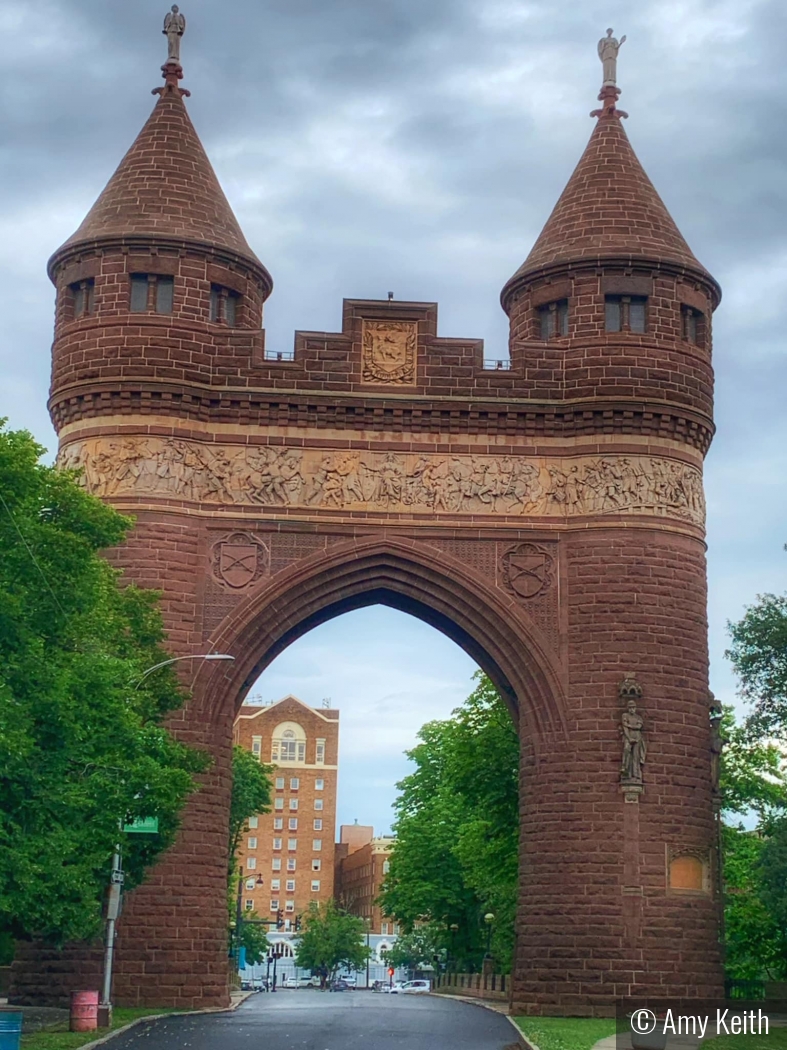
330, 979, 350, 992
240, 979, 253, 991
338, 974, 357, 987
281, 976, 299, 989
297, 976, 317, 988
400, 980, 431, 994
385, 981, 408, 994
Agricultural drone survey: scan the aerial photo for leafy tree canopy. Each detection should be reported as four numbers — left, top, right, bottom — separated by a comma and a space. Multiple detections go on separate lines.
381, 925, 441, 972
294, 900, 370, 984
0, 424, 208, 946
229, 745, 272, 876
238, 911, 269, 966
727, 591, 787, 740
379, 672, 518, 971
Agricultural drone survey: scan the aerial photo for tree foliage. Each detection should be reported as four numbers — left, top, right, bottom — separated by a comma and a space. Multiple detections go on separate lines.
294, 900, 370, 984
381, 925, 440, 972
727, 591, 787, 740
238, 912, 269, 966
0, 424, 208, 945
379, 672, 518, 971
229, 745, 272, 876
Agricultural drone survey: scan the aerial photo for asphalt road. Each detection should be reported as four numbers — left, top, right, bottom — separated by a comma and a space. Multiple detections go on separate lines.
105, 990, 521, 1049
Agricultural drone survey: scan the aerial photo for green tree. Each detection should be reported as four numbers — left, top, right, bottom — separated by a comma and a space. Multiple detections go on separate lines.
294, 901, 370, 986
0, 424, 208, 946
727, 591, 787, 740
228, 744, 272, 963
380, 672, 519, 971
381, 925, 440, 972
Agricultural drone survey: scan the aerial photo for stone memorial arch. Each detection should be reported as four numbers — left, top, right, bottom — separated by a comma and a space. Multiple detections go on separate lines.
12, 28, 724, 1014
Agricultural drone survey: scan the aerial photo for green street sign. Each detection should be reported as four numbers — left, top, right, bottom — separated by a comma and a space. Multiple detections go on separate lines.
123, 816, 159, 834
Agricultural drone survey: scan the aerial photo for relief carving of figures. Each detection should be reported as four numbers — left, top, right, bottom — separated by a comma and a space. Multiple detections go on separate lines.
362, 321, 417, 385
58, 438, 705, 526
709, 693, 725, 804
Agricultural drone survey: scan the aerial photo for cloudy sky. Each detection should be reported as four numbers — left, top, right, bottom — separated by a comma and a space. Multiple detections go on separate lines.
2, 0, 787, 833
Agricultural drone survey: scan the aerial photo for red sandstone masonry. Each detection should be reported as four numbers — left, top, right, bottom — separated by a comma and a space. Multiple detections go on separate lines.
11, 67, 723, 1013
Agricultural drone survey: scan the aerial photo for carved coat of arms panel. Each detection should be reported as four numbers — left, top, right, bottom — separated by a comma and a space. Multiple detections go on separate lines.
361, 321, 417, 385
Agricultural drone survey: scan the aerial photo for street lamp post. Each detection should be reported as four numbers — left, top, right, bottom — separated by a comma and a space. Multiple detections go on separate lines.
483, 912, 495, 975
449, 923, 459, 975
364, 917, 371, 989
99, 652, 235, 1026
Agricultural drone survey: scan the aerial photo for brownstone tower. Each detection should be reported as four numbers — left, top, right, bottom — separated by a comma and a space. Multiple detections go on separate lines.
12, 28, 722, 1013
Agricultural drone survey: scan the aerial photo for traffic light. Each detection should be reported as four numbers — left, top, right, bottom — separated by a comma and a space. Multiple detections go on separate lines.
294, 915, 301, 931
276, 909, 284, 929
388, 967, 394, 977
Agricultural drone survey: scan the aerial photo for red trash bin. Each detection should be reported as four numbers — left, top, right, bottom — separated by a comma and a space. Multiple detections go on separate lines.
70, 990, 99, 1032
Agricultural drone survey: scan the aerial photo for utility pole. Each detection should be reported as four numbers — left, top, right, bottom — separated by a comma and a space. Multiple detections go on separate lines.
99, 839, 123, 1028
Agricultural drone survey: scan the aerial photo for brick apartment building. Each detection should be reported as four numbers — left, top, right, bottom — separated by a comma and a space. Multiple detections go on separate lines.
334, 824, 398, 936
233, 696, 338, 930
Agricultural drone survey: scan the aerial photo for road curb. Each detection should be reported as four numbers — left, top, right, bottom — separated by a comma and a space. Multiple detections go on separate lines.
428, 993, 537, 1050
69, 990, 256, 1049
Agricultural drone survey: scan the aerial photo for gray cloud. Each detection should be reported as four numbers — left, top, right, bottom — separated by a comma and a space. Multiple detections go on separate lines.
2, 0, 787, 829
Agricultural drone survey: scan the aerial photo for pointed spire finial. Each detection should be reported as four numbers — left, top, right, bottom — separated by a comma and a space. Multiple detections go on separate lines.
154, 6, 190, 97
591, 28, 628, 119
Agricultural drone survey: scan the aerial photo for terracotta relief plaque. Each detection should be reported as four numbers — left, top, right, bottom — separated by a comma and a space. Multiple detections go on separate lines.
501, 543, 556, 599
361, 321, 417, 385
59, 438, 705, 527
210, 532, 270, 589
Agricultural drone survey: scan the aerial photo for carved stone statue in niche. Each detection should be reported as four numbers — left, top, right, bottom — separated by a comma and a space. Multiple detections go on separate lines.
709, 692, 725, 805
619, 674, 646, 794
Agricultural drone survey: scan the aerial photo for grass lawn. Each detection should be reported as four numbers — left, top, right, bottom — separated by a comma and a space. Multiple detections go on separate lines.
20, 1007, 188, 1050
704, 1029, 787, 1048
514, 1016, 622, 1050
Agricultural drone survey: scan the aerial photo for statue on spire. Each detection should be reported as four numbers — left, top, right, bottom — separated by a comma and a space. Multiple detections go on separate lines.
163, 5, 186, 67
598, 28, 626, 86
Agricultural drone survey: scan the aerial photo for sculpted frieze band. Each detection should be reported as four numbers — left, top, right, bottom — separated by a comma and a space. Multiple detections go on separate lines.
58, 438, 705, 525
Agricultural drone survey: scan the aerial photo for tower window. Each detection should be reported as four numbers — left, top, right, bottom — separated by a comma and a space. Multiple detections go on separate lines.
605, 295, 647, 333
129, 274, 174, 314
70, 279, 95, 319
682, 306, 703, 345
537, 299, 568, 339
210, 284, 240, 326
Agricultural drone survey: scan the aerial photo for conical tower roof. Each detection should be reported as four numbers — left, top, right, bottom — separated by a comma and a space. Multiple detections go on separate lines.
50, 72, 269, 286
502, 94, 718, 309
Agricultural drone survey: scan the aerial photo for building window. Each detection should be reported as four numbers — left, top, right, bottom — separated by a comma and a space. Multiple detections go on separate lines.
270, 899, 279, 911
381, 923, 389, 935
287, 858, 296, 871
285, 901, 295, 913
130, 275, 149, 312
274, 798, 284, 810
286, 879, 295, 893
248, 816, 258, 829
275, 777, 285, 790
289, 799, 299, 811
393, 925, 400, 935
273, 838, 282, 851
272, 858, 281, 871
605, 295, 647, 333
70, 279, 95, 319
245, 878, 256, 891
273, 818, 283, 830
246, 857, 257, 870
313, 819, 323, 831
209, 284, 240, 326
683, 306, 703, 345
129, 274, 173, 314
315, 740, 325, 765
288, 818, 298, 830
272, 724, 306, 764
251, 737, 262, 757
271, 879, 280, 892
311, 880, 321, 892
248, 837, 257, 849
315, 779, 324, 791
288, 839, 297, 851
538, 299, 568, 339
311, 859, 321, 871
312, 839, 322, 852
314, 799, 324, 811
382, 860, 390, 874
290, 778, 300, 791
245, 899, 254, 911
